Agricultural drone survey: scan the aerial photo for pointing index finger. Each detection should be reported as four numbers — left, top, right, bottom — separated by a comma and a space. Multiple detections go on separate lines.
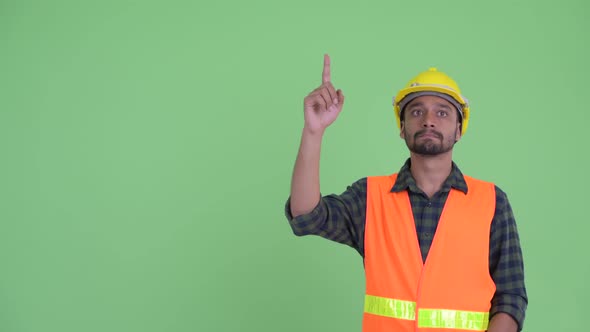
322, 54, 331, 83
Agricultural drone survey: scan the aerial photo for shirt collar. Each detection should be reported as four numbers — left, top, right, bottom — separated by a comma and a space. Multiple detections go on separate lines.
391, 158, 468, 194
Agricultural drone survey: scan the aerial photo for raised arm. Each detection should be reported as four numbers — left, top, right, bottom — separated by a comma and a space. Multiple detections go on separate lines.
290, 54, 345, 217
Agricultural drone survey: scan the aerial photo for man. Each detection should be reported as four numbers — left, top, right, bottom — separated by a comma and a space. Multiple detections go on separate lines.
285, 54, 527, 332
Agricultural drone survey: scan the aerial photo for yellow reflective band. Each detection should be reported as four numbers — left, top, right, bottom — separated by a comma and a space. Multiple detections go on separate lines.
418, 308, 489, 331
364, 295, 416, 320
365, 295, 490, 330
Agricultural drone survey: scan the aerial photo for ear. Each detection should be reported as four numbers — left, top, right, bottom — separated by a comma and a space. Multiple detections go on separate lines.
455, 122, 462, 142
400, 121, 406, 139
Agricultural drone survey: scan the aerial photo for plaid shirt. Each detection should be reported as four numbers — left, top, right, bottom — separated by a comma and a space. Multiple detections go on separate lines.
285, 159, 528, 330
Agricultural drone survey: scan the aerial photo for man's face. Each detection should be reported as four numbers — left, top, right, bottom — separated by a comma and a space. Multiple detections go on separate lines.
400, 95, 462, 156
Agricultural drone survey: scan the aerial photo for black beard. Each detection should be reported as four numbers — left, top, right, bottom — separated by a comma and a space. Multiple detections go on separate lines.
408, 139, 452, 155
404, 128, 456, 156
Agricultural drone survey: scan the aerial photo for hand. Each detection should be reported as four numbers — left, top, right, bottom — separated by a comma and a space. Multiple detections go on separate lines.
303, 54, 345, 135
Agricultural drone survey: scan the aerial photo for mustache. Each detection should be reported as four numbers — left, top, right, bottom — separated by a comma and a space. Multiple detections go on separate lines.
414, 129, 443, 140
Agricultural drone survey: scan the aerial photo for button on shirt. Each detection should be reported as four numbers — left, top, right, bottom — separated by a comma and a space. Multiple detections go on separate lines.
285, 159, 528, 330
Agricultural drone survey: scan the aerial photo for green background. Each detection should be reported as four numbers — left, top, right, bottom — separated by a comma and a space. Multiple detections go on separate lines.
1, 0, 587, 331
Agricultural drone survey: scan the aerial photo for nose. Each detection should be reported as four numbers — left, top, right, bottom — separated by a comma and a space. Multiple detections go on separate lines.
422, 110, 436, 128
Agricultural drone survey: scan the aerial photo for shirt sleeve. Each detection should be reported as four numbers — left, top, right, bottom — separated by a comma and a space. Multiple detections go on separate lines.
489, 186, 528, 331
284, 178, 367, 256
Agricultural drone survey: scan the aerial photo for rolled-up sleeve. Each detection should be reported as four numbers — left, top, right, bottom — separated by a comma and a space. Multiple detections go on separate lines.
489, 186, 528, 330
284, 178, 367, 255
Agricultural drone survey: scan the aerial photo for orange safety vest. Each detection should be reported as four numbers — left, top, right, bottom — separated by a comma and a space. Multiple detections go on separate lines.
363, 173, 496, 332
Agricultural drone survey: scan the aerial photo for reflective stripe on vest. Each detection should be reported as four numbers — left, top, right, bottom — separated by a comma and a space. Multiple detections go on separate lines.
364, 295, 489, 331
364, 294, 415, 320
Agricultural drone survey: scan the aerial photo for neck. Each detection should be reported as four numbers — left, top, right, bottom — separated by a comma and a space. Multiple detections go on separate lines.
409, 151, 453, 198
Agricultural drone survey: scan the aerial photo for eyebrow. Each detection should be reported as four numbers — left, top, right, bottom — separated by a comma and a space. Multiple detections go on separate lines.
406, 102, 452, 110
406, 101, 424, 109
435, 103, 452, 110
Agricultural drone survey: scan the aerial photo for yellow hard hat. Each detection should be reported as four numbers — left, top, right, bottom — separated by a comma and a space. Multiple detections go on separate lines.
393, 67, 470, 135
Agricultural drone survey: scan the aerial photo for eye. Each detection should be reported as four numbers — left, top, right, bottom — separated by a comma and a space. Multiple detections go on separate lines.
437, 110, 449, 117
410, 109, 423, 116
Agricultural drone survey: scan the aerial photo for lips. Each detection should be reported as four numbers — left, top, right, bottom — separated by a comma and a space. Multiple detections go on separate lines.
416, 130, 442, 140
